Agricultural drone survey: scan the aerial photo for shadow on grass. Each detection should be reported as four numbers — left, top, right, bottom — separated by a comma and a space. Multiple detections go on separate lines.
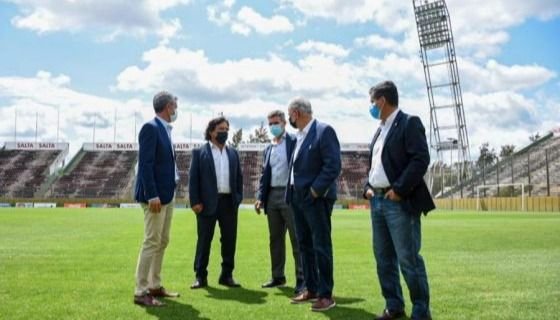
321, 305, 375, 320
204, 286, 268, 304
144, 299, 209, 320
272, 286, 296, 298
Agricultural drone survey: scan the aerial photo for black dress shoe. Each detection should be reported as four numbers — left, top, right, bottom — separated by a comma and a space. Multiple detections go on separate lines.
411, 316, 432, 320
374, 309, 406, 320
218, 277, 241, 287
261, 277, 286, 288
190, 278, 208, 289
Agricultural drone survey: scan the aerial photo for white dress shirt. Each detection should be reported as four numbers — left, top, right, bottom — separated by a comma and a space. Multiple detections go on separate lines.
210, 142, 231, 194
368, 109, 399, 188
290, 119, 316, 185
156, 116, 180, 183
269, 133, 289, 187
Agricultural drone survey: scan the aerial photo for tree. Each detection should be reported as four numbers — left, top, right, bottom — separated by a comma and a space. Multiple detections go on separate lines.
499, 144, 515, 159
477, 142, 497, 168
529, 132, 541, 142
228, 128, 243, 149
248, 122, 271, 143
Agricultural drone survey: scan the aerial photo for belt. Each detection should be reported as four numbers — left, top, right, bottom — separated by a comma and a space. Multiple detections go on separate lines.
371, 187, 391, 195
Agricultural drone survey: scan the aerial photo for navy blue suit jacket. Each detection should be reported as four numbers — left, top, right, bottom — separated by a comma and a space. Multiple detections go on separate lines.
364, 110, 435, 215
135, 118, 177, 205
256, 133, 296, 214
286, 120, 341, 204
189, 143, 243, 216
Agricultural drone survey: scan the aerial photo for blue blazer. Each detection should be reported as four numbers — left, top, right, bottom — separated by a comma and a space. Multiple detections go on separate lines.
189, 143, 243, 216
286, 120, 341, 204
135, 118, 177, 205
256, 133, 296, 214
364, 110, 435, 215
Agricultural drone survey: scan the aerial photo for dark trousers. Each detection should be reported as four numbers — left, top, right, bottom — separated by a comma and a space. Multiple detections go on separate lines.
193, 194, 238, 279
291, 187, 334, 298
266, 187, 303, 284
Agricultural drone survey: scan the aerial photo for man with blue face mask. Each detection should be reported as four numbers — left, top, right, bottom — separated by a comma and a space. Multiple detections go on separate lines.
364, 81, 435, 320
255, 110, 304, 294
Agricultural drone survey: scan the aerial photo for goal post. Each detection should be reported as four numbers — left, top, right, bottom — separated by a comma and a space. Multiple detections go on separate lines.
476, 183, 525, 211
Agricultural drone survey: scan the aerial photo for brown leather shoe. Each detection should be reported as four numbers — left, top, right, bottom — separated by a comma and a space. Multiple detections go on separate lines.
374, 309, 406, 320
133, 293, 165, 307
311, 297, 336, 312
149, 286, 180, 298
290, 290, 318, 304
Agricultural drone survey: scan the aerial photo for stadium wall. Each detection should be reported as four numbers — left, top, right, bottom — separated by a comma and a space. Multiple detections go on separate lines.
435, 196, 560, 212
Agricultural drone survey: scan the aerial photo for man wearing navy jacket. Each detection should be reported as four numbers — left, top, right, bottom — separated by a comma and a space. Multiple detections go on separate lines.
189, 116, 243, 289
134, 91, 180, 307
364, 81, 435, 320
286, 98, 341, 312
255, 110, 304, 293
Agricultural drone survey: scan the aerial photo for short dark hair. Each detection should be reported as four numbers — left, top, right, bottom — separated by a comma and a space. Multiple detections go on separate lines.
153, 91, 177, 113
204, 116, 230, 141
370, 81, 398, 106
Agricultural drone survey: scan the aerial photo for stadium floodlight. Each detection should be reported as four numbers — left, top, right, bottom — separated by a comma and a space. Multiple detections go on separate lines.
412, 0, 471, 198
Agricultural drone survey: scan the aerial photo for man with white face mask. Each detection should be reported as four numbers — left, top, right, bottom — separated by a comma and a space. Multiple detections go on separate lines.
255, 110, 304, 294
134, 91, 180, 307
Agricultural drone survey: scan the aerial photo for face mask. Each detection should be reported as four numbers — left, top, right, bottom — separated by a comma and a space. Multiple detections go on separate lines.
216, 131, 228, 145
289, 113, 297, 129
169, 109, 178, 123
269, 124, 283, 137
369, 103, 381, 120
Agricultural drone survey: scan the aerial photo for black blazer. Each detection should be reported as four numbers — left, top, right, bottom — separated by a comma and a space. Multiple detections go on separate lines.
189, 143, 243, 216
364, 111, 435, 215
256, 133, 296, 214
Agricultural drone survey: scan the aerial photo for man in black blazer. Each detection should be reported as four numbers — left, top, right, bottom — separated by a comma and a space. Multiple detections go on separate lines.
189, 116, 243, 289
255, 110, 303, 293
364, 81, 435, 320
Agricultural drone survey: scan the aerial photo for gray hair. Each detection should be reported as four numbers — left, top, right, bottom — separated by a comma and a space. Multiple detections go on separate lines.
267, 110, 286, 121
288, 97, 313, 115
153, 91, 177, 113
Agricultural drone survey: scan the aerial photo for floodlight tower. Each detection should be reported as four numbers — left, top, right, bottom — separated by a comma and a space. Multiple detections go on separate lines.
412, 0, 471, 197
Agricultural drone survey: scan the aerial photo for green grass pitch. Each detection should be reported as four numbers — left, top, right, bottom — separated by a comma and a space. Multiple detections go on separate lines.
1, 208, 559, 319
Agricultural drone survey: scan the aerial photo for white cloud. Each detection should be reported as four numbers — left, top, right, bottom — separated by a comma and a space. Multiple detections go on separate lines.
115, 45, 364, 103
354, 34, 401, 52
280, 0, 412, 33
234, 6, 294, 35
207, 3, 294, 36
8, 0, 190, 42
461, 59, 557, 93
296, 40, 350, 58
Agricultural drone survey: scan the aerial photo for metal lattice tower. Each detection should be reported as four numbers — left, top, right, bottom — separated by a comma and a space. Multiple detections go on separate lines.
412, 0, 471, 196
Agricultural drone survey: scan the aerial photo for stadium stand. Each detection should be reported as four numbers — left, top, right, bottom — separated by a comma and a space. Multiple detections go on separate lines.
46, 145, 137, 199
446, 131, 560, 197
0, 142, 67, 198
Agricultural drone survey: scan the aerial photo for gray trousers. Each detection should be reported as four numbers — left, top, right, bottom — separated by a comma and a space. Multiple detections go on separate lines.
266, 187, 303, 281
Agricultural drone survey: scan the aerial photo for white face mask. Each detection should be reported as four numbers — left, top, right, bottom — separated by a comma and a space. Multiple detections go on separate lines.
169, 109, 178, 122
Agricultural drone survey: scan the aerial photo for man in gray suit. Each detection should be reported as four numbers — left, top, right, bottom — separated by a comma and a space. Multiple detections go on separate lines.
255, 110, 304, 293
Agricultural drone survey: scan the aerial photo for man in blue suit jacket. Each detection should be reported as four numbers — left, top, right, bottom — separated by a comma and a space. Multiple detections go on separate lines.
189, 116, 243, 289
134, 91, 180, 307
255, 110, 303, 293
364, 81, 435, 320
286, 98, 341, 312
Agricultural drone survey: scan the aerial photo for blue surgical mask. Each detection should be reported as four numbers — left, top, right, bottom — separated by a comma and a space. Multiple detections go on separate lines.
269, 124, 283, 137
369, 103, 381, 120
170, 109, 178, 123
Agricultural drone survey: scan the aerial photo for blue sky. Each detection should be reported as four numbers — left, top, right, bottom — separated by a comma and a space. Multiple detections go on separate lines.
0, 0, 559, 160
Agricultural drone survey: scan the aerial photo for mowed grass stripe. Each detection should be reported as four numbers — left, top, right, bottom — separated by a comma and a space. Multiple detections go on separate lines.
0, 209, 559, 320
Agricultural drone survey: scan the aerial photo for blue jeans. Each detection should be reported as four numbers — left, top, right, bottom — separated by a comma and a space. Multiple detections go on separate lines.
370, 195, 430, 318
